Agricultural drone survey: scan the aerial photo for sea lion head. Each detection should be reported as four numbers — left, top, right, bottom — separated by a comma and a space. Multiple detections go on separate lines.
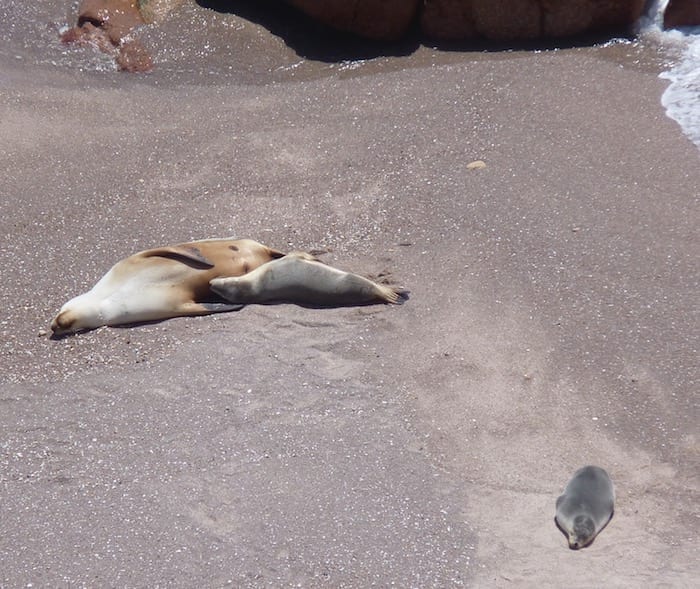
569, 515, 596, 549
50, 295, 103, 336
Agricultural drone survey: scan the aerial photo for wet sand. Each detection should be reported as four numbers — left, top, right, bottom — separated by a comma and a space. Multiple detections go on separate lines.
1, 3, 698, 587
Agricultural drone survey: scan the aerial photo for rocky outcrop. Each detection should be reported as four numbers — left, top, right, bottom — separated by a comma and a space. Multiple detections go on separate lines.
420, 0, 647, 41
60, 0, 152, 72
282, 0, 647, 42
60, 0, 651, 72
284, 0, 420, 41
664, 0, 700, 29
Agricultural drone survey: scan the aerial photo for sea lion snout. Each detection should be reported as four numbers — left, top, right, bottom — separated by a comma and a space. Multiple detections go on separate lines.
50, 294, 103, 336
50, 309, 76, 336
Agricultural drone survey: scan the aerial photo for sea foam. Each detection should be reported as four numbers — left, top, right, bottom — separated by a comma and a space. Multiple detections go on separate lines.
660, 35, 700, 148
642, 1, 700, 149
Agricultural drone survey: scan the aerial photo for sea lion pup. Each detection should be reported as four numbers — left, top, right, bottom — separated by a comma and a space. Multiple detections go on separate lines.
555, 465, 615, 550
209, 252, 409, 307
50, 238, 284, 336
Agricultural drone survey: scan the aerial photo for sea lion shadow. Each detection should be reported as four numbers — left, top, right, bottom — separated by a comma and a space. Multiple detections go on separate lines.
50, 331, 80, 341
48, 292, 409, 338
256, 292, 410, 310
47, 316, 211, 339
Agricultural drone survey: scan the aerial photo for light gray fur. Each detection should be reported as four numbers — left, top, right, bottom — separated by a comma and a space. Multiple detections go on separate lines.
555, 465, 615, 549
210, 253, 408, 307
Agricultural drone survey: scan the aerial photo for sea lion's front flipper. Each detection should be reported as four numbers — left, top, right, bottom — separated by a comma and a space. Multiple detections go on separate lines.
199, 302, 245, 313
177, 301, 245, 316
140, 245, 215, 269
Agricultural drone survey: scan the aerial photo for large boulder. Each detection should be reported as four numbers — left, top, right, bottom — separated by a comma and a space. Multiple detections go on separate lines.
420, 0, 646, 41
282, 0, 647, 42
664, 0, 700, 29
284, 0, 420, 41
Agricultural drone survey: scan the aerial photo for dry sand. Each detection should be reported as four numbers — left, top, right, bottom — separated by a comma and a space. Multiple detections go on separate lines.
0, 3, 698, 587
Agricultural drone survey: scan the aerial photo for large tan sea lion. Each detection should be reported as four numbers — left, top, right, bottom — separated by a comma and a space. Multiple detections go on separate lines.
50, 238, 283, 336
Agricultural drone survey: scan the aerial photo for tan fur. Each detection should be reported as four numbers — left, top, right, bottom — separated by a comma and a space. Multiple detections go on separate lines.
51, 238, 284, 335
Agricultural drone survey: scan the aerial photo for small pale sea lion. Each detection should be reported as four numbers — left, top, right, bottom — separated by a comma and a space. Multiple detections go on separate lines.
50, 238, 284, 336
210, 252, 409, 307
555, 465, 615, 550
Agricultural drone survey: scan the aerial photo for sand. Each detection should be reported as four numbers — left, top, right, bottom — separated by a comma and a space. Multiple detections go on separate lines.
0, 3, 698, 587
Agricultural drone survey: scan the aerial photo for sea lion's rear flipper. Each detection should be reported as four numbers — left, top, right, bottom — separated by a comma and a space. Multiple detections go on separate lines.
386, 286, 410, 304
140, 245, 215, 269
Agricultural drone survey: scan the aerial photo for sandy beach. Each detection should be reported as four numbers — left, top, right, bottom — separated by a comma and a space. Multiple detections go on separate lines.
1, 3, 698, 587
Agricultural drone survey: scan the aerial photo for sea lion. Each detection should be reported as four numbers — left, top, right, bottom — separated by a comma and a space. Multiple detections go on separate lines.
50, 238, 284, 336
210, 252, 409, 307
555, 465, 615, 550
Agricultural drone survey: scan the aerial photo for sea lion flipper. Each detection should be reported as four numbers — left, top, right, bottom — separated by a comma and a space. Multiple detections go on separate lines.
140, 245, 215, 268
169, 301, 244, 317
388, 286, 410, 304
198, 302, 245, 313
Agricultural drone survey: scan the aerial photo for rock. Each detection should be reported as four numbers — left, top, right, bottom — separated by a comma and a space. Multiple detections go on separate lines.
420, 0, 646, 41
59, 0, 651, 72
60, 0, 153, 72
421, 0, 478, 40
664, 0, 700, 29
75, 0, 144, 44
61, 20, 118, 55
466, 160, 487, 169
478, 0, 541, 40
139, 0, 186, 24
115, 38, 155, 72
543, 0, 646, 38
284, 0, 420, 40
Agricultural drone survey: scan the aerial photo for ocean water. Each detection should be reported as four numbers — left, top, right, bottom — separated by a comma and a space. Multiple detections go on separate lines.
641, 0, 700, 149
